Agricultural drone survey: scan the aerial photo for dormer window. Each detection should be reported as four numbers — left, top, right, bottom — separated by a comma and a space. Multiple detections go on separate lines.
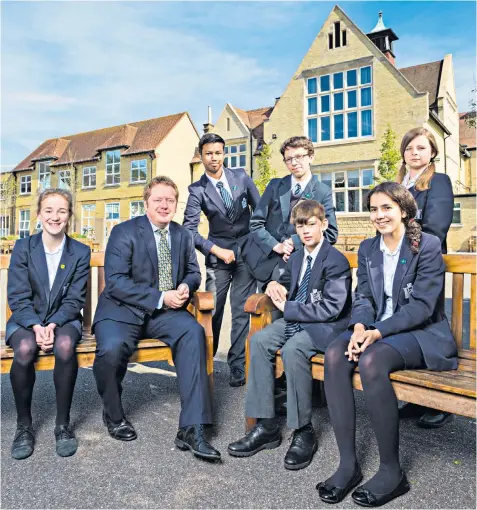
105, 150, 121, 186
38, 161, 51, 190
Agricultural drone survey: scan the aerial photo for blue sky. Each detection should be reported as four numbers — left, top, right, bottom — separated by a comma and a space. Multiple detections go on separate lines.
1, 1, 476, 171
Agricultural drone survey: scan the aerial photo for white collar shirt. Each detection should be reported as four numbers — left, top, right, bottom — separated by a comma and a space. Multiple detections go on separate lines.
402, 168, 425, 189
148, 218, 171, 248
378, 234, 405, 321
291, 174, 312, 196
44, 235, 66, 290
299, 239, 323, 284
206, 170, 232, 196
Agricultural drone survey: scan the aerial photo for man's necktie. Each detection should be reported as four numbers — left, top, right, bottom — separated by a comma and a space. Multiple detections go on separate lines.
155, 229, 174, 291
284, 255, 313, 340
216, 181, 235, 221
293, 183, 302, 196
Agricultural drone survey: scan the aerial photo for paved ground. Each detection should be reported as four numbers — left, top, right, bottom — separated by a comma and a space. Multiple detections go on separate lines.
1, 261, 475, 509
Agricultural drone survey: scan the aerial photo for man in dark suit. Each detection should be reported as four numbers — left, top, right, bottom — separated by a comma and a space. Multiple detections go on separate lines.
183, 133, 260, 387
228, 201, 351, 471
92, 176, 220, 461
243, 136, 338, 285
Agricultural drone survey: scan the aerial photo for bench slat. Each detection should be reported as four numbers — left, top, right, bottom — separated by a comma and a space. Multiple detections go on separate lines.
471, 274, 476, 350
451, 273, 464, 349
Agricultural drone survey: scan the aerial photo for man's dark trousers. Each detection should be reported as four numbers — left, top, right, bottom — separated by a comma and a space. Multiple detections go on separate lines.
93, 309, 212, 428
206, 247, 256, 369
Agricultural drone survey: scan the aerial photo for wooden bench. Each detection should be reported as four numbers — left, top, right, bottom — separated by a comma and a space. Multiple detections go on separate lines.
244, 253, 476, 430
0, 253, 215, 390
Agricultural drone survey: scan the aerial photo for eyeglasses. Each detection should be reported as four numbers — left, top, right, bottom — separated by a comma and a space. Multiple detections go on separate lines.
284, 154, 308, 165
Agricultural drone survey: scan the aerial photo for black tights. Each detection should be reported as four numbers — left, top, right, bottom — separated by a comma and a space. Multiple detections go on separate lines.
324, 338, 410, 494
9, 325, 80, 427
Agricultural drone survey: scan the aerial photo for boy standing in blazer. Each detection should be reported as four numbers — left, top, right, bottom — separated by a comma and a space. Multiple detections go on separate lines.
243, 136, 338, 285
183, 133, 260, 387
228, 200, 351, 471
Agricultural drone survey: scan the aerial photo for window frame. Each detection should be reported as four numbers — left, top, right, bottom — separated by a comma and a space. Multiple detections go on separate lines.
38, 161, 51, 190
19, 209, 30, 238
58, 169, 71, 190
318, 168, 374, 214
20, 175, 32, 195
0, 215, 10, 237
105, 150, 121, 186
130, 200, 145, 218
130, 159, 148, 184
451, 202, 462, 225
82, 166, 97, 189
306, 65, 374, 144
81, 204, 96, 238
224, 143, 247, 169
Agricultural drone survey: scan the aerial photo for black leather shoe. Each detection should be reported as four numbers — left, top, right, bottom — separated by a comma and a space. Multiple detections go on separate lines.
351, 473, 410, 507
228, 421, 281, 457
11, 424, 35, 460
229, 367, 245, 387
102, 410, 137, 441
175, 424, 221, 461
316, 468, 363, 504
284, 423, 317, 470
54, 425, 78, 457
417, 410, 454, 429
398, 403, 427, 419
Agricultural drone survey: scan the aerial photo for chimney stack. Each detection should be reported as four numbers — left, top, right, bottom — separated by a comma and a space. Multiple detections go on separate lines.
203, 106, 214, 134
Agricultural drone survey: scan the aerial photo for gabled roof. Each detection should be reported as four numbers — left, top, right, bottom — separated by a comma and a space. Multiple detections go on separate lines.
229, 105, 274, 140
459, 112, 477, 149
13, 112, 189, 171
399, 60, 443, 109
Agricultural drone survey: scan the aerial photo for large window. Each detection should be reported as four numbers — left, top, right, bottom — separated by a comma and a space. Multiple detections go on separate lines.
19, 210, 30, 238
82, 166, 96, 189
224, 143, 246, 168
318, 169, 373, 213
452, 202, 461, 225
130, 200, 145, 218
105, 150, 121, 186
0, 216, 10, 237
0, 182, 5, 201
81, 204, 96, 238
20, 175, 32, 195
38, 162, 51, 190
130, 159, 147, 183
58, 170, 71, 190
306, 65, 373, 143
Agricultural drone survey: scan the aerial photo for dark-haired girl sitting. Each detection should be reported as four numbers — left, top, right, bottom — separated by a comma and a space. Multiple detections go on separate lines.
316, 182, 457, 507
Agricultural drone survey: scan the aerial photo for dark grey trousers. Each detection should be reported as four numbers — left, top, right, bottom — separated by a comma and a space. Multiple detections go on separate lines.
245, 318, 321, 429
206, 251, 256, 371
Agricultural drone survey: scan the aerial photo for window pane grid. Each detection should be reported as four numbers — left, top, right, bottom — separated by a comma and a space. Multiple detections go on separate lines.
318, 169, 374, 213
130, 159, 147, 183
130, 200, 145, 218
225, 144, 247, 168
38, 162, 51, 190
81, 204, 96, 238
59, 170, 71, 190
83, 167, 97, 188
19, 209, 30, 238
20, 175, 32, 194
306, 65, 373, 142
106, 150, 121, 185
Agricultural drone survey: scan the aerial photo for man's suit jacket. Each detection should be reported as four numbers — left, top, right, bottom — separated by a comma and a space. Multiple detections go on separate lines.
243, 174, 338, 281
6, 233, 91, 343
408, 172, 454, 254
350, 232, 457, 371
93, 215, 201, 329
278, 239, 352, 346
183, 167, 260, 268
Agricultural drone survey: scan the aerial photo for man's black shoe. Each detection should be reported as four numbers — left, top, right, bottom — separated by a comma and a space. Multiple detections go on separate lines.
284, 423, 317, 470
316, 468, 363, 504
398, 403, 427, 419
229, 367, 245, 387
102, 410, 137, 441
54, 425, 78, 457
228, 421, 281, 457
417, 410, 454, 429
351, 472, 410, 507
11, 424, 35, 460
175, 424, 221, 461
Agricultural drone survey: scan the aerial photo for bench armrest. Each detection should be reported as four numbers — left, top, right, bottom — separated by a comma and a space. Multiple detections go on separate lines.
244, 293, 276, 315
190, 291, 214, 311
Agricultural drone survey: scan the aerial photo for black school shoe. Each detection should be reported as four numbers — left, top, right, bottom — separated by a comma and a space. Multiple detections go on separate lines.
351, 473, 410, 507
316, 468, 363, 504
54, 425, 78, 457
11, 424, 35, 460
284, 423, 317, 470
228, 421, 281, 457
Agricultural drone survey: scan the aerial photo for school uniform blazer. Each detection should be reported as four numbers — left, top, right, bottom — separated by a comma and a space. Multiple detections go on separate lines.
243, 174, 338, 281
6, 233, 91, 343
92, 215, 201, 329
278, 239, 352, 345
409, 172, 453, 254
350, 232, 457, 371
183, 167, 260, 268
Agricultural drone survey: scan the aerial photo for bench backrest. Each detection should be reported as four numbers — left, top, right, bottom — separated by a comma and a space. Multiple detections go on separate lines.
1, 252, 476, 351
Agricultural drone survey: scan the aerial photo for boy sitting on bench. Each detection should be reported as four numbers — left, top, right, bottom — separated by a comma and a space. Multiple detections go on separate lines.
228, 200, 352, 470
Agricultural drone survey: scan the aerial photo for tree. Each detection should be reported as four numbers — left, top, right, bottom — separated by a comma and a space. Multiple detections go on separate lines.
464, 87, 476, 129
253, 143, 277, 194
375, 125, 401, 183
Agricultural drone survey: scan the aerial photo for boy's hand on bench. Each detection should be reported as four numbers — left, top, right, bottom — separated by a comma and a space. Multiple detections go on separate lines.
265, 281, 288, 303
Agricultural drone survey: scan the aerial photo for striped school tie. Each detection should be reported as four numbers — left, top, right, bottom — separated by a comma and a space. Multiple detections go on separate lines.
155, 228, 174, 291
293, 183, 302, 196
216, 181, 235, 221
284, 255, 313, 340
